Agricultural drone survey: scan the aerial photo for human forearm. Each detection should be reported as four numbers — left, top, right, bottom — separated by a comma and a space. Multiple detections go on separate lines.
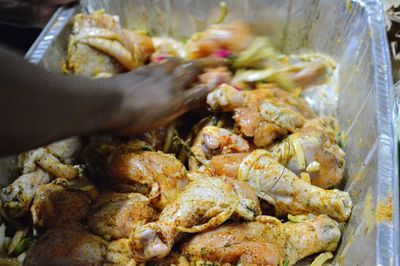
0, 48, 125, 154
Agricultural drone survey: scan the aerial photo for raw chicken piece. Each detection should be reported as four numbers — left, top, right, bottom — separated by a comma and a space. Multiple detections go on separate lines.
1, 168, 51, 218
106, 238, 140, 266
23, 228, 107, 266
67, 11, 154, 76
284, 215, 340, 265
108, 151, 189, 210
87, 193, 159, 239
66, 11, 126, 76
198, 66, 232, 90
151, 37, 186, 62
129, 177, 261, 261
185, 21, 254, 59
272, 117, 345, 188
207, 84, 314, 146
239, 150, 352, 221
122, 30, 154, 66
182, 214, 340, 266
209, 152, 249, 178
18, 137, 82, 179
31, 182, 91, 231
207, 83, 316, 118
189, 126, 250, 170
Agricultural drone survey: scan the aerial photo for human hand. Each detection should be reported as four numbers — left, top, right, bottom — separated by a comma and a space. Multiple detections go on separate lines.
107, 58, 227, 135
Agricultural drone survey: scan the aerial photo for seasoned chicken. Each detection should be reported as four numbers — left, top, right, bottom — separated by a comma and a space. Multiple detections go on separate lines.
23, 228, 107, 266
284, 215, 340, 265
272, 117, 345, 188
151, 37, 186, 62
207, 84, 314, 146
106, 238, 139, 266
108, 151, 189, 210
209, 152, 249, 178
185, 21, 254, 59
66, 10, 126, 76
66, 10, 154, 76
182, 214, 340, 266
198, 66, 232, 90
30, 182, 91, 231
87, 193, 159, 240
1, 168, 51, 218
18, 137, 82, 179
207, 83, 316, 118
129, 177, 261, 261
239, 150, 352, 221
189, 126, 250, 170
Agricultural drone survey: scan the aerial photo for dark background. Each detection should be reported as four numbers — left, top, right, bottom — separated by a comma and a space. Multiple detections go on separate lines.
0, 24, 41, 55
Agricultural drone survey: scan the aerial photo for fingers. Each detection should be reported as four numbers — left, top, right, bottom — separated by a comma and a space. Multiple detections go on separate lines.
181, 85, 211, 111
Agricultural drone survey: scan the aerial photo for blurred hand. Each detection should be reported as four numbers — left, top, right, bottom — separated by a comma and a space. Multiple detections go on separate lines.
109, 58, 227, 135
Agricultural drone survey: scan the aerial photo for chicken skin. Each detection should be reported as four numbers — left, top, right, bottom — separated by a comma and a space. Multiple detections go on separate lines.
24, 228, 107, 266
207, 84, 315, 147
1, 168, 51, 218
239, 150, 352, 221
129, 177, 261, 261
108, 151, 189, 210
272, 117, 345, 188
30, 182, 91, 231
87, 193, 159, 240
189, 126, 250, 170
182, 214, 340, 266
66, 10, 154, 77
185, 21, 254, 59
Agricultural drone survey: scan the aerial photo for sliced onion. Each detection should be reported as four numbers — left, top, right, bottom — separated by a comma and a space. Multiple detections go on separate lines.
310, 252, 333, 266
238, 149, 270, 181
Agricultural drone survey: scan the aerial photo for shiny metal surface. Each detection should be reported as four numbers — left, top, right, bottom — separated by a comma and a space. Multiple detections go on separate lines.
18, 0, 400, 265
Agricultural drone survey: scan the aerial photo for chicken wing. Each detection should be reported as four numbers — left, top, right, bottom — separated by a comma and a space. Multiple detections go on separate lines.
207, 84, 313, 147
189, 126, 250, 170
185, 21, 254, 59
66, 10, 126, 76
23, 228, 107, 266
87, 193, 159, 240
108, 151, 189, 210
182, 214, 340, 266
106, 238, 140, 266
1, 168, 51, 218
239, 150, 352, 221
67, 11, 155, 77
129, 177, 260, 261
272, 117, 345, 188
30, 182, 91, 231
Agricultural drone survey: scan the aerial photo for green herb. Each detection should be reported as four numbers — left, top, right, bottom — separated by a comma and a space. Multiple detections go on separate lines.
282, 259, 289, 266
11, 237, 33, 256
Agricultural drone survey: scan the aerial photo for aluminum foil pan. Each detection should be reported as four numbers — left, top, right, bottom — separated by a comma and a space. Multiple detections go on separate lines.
17, 0, 399, 265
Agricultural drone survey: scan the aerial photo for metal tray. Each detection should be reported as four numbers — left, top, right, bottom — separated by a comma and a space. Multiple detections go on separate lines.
19, 0, 400, 265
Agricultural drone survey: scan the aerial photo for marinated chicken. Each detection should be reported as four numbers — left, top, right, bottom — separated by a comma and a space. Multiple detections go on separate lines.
207, 84, 314, 146
182, 214, 340, 266
2, 11, 352, 266
185, 21, 254, 59
108, 151, 189, 210
31, 182, 91, 231
129, 177, 261, 261
23, 228, 107, 266
271, 117, 345, 188
189, 126, 250, 170
87, 192, 159, 239
66, 10, 154, 77
1, 168, 51, 218
239, 150, 352, 221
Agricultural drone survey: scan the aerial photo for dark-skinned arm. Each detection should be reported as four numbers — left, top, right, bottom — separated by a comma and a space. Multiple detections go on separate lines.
0, 47, 213, 155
